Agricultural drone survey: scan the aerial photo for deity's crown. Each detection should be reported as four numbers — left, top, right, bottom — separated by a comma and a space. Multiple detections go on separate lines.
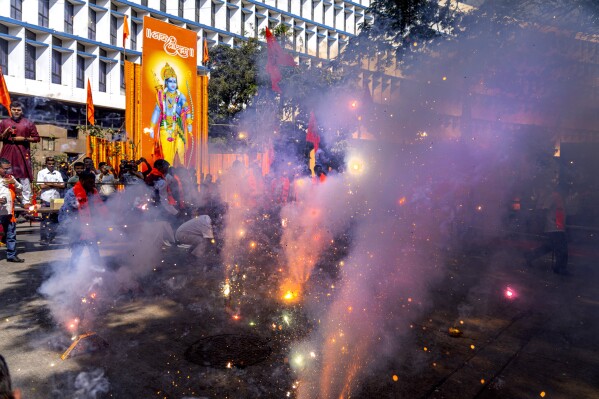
161, 63, 177, 81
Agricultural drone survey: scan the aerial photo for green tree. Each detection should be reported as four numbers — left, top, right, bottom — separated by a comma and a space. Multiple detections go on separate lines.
207, 38, 262, 125
338, 0, 460, 69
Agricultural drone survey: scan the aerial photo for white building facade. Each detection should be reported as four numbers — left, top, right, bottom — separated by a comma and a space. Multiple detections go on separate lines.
0, 0, 372, 126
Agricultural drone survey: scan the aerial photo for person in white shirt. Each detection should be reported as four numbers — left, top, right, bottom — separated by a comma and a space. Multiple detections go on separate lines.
37, 157, 65, 245
0, 158, 24, 262
175, 214, 214, 257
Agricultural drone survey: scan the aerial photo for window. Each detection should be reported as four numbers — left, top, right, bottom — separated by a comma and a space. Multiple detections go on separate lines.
11, 0, 22, 20
42, 137, 56, 151
141, 0, 148, 6
76, 55, 84, 88
131, 23, 137, 50
52, 50, 62, 84
178, 0, 184, 17
110, 15, 117, 45
65, 2, 74, 34
226, 7, 230, 31
39, 0, 49, 27
211, 3, 215, 26
120, 53, 125, 89
25, 31, 36, 80
0, 39, 7, 75
311, 0, 315, 21
195, 0, 200, 22
99, 61, 107, 92
89, 9, 97, 40
160, 0, 166, 12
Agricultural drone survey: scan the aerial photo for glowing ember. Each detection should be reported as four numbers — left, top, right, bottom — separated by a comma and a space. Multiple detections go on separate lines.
222, 281, 231, 297
392, 375, 398, 382
505, 287, 516, 299
232, 314, 240, 321
67, 318, 80, 331
284, 291, 295, 300
540, 392, 546, 398
280, 281, 302, 303
398, 197, 407, 206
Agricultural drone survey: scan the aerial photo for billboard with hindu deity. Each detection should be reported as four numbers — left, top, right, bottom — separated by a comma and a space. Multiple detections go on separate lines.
141, 16, 197, 167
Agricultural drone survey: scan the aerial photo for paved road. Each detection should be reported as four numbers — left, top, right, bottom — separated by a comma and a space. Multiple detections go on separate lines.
1, 223, 598, 398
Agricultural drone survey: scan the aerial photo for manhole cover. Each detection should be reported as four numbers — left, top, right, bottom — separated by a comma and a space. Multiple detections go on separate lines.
185, 334, 272, 369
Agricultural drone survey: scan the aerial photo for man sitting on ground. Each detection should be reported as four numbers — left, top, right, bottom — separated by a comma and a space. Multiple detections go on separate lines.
175, 214, 214, 257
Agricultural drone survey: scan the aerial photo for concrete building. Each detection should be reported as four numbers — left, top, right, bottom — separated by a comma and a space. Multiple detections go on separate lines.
0, 0, 372, 162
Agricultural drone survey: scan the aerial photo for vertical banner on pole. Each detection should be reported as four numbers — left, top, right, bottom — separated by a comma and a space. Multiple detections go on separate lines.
197, 75, 209, 183
141, 16, 197, 167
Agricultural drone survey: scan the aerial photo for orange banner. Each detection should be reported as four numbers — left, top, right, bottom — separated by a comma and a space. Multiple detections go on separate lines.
141, 16, 197, 168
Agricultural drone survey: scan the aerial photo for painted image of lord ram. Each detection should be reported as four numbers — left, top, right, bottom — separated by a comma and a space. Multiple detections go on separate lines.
145, 62, 193, 166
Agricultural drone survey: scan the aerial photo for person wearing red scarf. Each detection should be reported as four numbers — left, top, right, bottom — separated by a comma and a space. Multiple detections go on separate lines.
58, 171, 106, 268
0, 158, 23, 262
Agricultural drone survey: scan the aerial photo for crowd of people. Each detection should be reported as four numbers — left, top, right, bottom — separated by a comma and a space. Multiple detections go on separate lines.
0, 100, 216, 265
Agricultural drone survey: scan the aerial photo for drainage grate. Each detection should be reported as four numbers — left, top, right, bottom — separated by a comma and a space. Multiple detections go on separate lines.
185, 334, 272, 369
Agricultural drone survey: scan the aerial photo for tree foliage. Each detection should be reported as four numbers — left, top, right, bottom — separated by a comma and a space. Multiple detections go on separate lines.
338, 0, 461, 69
474, 0, 599, 33
207, 38, 263, 125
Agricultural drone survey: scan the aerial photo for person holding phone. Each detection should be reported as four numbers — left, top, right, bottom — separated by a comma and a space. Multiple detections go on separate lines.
0, 101, 40, 209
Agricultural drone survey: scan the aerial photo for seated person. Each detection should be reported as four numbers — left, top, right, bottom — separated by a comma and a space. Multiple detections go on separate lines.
175, 214, 214, 257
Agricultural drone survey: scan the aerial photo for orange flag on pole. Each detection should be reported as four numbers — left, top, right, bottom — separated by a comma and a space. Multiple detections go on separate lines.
202, 38, 209, 64
0, 67, 11, 117
123, 15, 130, 47
86, 79, 95, 125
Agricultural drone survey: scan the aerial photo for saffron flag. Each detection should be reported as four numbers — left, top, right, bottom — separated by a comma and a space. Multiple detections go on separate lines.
265, 27, 296, 93
86, 79, 95, 125
306, 112, 320, 152
123, 15, 130, 47
0, 67, 11, 117
202, 38, 210, 64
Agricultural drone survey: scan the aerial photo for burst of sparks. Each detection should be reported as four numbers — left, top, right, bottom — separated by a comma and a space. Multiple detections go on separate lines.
223, 281, 231, 297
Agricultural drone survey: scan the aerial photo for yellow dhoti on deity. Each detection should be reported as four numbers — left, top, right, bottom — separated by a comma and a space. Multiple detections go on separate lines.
158, 115, 187, 166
